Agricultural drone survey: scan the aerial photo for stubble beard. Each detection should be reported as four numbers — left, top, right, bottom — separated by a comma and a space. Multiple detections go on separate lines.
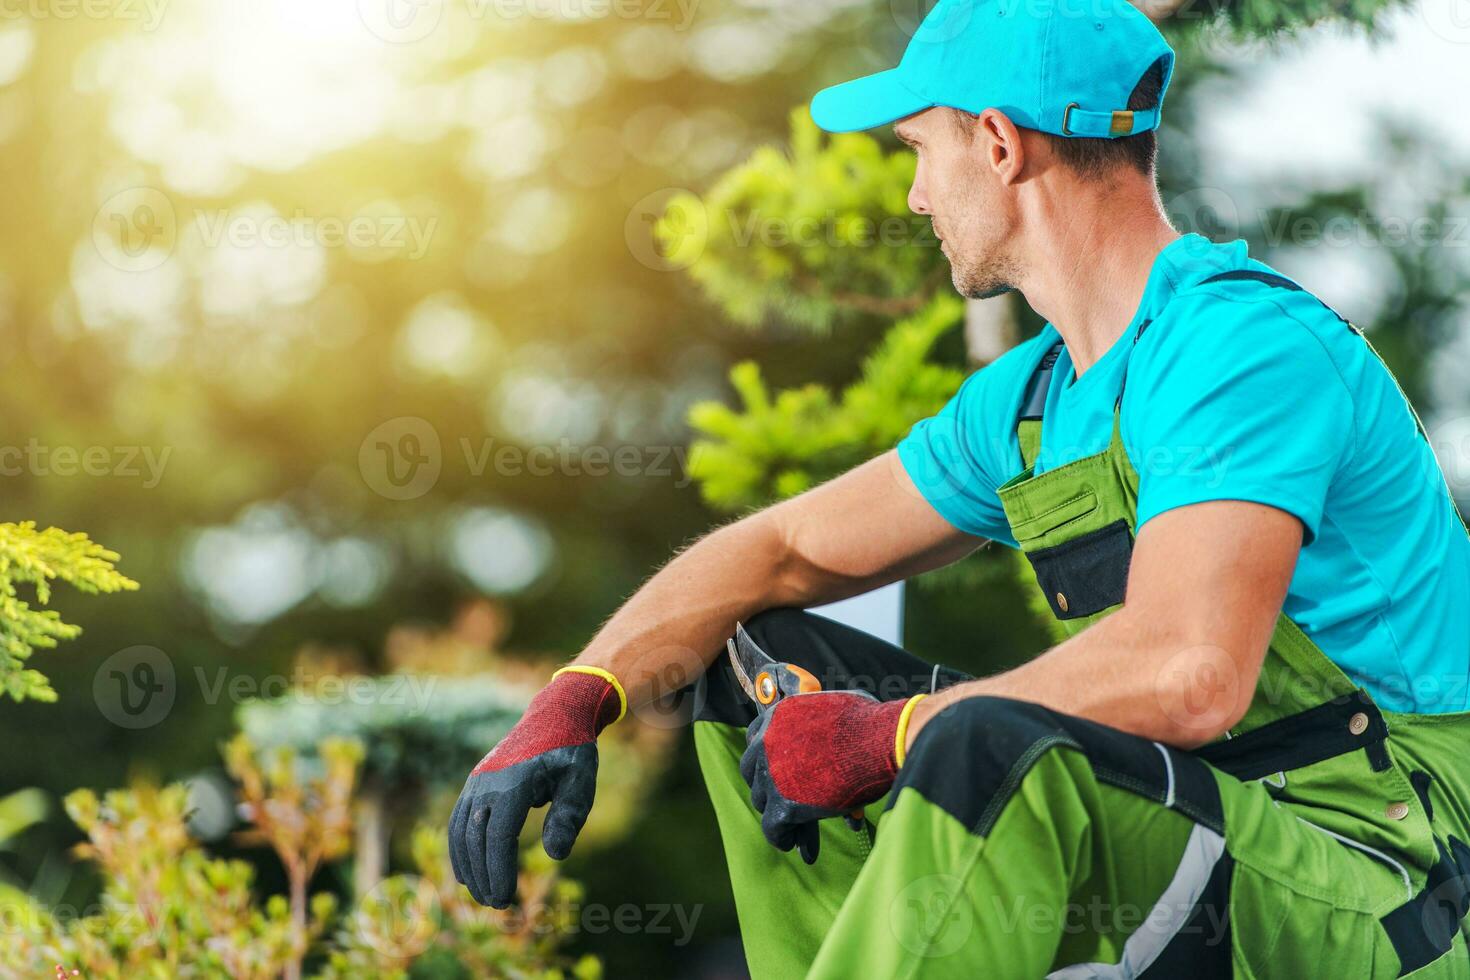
936, 185, 1018, 300
948, 244, 1018, 300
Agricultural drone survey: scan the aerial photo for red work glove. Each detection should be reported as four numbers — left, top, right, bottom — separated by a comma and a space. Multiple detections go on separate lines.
448, 666, 625, 908
739, 689, 927, 864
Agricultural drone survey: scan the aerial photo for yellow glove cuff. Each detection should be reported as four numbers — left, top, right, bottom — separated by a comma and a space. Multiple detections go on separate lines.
552, 665, 628, 725
894, 693, 928, 769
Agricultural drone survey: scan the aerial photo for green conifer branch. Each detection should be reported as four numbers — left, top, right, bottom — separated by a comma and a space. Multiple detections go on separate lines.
0, 522, 138, 703
687, 295, 966, 511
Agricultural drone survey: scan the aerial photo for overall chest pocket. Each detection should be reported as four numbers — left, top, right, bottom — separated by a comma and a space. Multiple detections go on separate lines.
1025, 519, 1134, 620
1006, 487, 1099, 546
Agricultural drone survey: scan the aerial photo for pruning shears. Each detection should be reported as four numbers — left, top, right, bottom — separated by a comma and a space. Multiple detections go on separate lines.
726, 622, 866, 831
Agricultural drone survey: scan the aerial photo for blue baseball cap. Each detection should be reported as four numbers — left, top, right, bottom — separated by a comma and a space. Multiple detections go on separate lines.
811, 0, 1175, 139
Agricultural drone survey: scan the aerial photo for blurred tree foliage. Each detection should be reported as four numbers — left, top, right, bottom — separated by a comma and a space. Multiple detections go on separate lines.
236, 651, 677, 897
660, 110, 945, 330
686, 293, 964, 508
2, 740, 599, 979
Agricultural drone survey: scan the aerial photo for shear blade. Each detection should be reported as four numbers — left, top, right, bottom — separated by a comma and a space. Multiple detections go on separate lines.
727, 622, 776, 706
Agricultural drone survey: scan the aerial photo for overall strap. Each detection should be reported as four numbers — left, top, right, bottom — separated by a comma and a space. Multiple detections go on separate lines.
1196, 270, 1468, 535
1017, 342, 1065, 471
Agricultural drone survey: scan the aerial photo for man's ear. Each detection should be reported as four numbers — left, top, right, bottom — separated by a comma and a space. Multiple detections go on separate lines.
975, 108, 1025, 185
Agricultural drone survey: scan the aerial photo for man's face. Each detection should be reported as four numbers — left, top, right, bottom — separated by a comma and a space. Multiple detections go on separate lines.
895, 108, 1018, 300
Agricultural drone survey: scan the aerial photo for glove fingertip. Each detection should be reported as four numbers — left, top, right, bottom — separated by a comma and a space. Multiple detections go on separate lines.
543, 826, 576, 861
542, 775, 593, 862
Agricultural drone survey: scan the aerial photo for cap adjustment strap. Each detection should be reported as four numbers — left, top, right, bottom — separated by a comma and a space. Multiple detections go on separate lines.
1060, 103, 1159, 138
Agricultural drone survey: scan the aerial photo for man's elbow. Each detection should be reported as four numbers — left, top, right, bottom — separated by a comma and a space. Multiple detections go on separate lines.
1150, 640, 1263, 749
720, 510, 824, 608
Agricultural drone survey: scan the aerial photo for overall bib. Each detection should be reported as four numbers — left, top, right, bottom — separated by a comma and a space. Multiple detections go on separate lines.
693, 272, 1470, 978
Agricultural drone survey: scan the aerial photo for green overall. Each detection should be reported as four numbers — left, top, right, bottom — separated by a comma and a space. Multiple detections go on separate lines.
694, 272, 1470, 978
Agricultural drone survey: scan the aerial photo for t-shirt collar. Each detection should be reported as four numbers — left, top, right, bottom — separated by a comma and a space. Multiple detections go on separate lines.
1054, 234, 1252, 387
1132, 233, 1251, 328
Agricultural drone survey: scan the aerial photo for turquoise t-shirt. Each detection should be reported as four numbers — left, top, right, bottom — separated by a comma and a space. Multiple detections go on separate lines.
898, 234, 1470, 713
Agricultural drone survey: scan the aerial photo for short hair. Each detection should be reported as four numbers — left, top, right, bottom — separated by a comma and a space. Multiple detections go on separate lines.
1045, 59, 1167, 179
951, 59, 1167, 180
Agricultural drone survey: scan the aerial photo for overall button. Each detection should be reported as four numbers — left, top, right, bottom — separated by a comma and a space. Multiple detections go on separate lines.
1056, 592, 1069, 613
1385, 802, 1410, 821
1348, 712, 1370, 736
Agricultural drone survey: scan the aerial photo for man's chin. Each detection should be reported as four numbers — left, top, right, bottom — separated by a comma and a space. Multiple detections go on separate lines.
969, 283, 1016, 300
951, 268, 1015, 301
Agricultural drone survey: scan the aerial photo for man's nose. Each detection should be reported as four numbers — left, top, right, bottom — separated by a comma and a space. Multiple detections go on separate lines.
908, 179, 930, 216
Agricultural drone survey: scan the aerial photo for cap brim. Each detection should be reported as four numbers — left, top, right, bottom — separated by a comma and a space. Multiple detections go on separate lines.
810, 69, 933, 134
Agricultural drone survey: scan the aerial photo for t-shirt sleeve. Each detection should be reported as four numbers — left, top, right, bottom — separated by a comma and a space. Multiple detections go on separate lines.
896, 340, 1040, 546
1122, 294, 1356, 545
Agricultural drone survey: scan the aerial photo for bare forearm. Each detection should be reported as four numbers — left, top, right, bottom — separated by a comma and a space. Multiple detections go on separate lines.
904, 503, 1298, 755
571, 513, 832, 708
569, 452, 980, 709
906, 607, 1260, 752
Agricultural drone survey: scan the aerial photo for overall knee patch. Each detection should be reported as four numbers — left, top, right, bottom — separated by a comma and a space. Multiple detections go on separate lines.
893, 696, 1225, 838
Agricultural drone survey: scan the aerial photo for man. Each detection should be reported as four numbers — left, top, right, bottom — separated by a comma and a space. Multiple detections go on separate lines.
449, 0, 1470, 975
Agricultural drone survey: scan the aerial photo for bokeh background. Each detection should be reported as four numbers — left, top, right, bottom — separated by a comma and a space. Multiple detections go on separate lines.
0, 0, 1467, 976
